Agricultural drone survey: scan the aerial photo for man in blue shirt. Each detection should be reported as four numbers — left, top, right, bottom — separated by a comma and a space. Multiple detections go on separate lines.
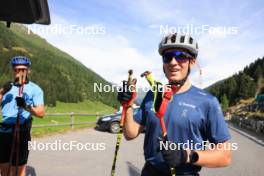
118, 33, 231, 176
0, 56, 44, 176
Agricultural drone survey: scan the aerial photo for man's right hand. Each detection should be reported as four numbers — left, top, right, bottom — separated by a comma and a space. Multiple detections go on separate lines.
117, 80, 137, 105
0, 81, 12, 95
15, 97, 27, 108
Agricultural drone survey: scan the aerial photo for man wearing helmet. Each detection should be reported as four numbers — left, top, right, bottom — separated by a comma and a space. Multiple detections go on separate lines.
118, 33, 231, 176
0, 56, 44, 176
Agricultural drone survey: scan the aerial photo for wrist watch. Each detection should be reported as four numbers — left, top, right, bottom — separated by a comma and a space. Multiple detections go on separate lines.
189, 150, 199, 164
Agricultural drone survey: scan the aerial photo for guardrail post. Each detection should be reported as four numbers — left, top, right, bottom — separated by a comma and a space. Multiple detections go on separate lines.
70, 112, 74, 130
96, 112, 99, 121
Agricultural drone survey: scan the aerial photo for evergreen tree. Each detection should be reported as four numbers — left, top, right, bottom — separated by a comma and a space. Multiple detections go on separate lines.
221, 94, 229, 111
237, 73, 256, 99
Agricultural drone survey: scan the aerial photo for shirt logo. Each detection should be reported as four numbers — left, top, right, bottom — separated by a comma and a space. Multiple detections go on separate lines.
181, 109, 188, 118
178, 101, 196, 109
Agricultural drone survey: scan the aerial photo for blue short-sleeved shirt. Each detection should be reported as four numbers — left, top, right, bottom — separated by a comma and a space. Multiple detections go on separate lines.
1, 81, 44, 126
134, 85, 231, 174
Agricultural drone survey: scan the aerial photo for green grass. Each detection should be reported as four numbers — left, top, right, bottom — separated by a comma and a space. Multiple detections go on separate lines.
3, 100, 117, 138
45, 100, 116, 114
31, 114, 99, 138
32, 124, 95, 138
0, 100, 116, 138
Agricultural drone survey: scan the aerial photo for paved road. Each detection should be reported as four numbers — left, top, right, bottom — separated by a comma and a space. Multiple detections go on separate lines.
27, 126, 264, 176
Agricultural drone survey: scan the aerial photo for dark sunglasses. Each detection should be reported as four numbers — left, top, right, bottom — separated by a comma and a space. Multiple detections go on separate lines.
162, 51, 193, 64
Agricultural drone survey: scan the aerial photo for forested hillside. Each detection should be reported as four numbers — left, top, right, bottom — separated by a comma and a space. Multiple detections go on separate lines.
207, 57, 264, 110
0, 23, 119, 108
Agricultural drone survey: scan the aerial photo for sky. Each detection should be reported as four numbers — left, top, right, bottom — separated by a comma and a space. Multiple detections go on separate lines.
27, 0, 264, 88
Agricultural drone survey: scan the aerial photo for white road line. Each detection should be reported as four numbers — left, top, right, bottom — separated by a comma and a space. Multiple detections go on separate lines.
228, 124, 264, 147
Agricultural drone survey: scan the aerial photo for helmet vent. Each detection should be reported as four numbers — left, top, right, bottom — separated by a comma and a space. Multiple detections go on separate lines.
189, 37, 193, 44
180, 36, 185, 43
171, 34, 176, 43
164, 37, 168, 44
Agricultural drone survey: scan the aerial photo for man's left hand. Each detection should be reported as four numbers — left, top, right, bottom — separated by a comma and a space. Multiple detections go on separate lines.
160, 138, 188, 167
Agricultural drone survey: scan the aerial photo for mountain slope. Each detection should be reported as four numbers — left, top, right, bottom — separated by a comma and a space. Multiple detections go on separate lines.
0, 23, 119, 108
207, 57, 264, 107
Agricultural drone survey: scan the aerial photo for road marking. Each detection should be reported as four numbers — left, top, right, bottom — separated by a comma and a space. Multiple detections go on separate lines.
228, 124, 264, 147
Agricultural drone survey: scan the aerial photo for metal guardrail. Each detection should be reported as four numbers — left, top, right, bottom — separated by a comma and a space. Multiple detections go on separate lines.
231, 115, 264, 134
32, 112, 105, 129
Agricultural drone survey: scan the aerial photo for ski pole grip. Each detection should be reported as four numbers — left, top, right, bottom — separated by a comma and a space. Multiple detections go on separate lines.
141, 71, 155, 87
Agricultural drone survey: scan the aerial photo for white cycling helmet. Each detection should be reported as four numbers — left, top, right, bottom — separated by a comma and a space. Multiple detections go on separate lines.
158, 33, 199, 58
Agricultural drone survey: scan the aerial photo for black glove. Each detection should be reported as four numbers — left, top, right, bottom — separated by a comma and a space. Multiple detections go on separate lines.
117, 81, 133, 103
15, 97, 27, 108
0, 81, 12, 95
159, 137, 188, 167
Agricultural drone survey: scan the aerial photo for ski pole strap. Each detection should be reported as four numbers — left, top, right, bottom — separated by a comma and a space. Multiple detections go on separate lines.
155, 90, 173, 119
155, 85, 179, 118
120, 104, 127, 127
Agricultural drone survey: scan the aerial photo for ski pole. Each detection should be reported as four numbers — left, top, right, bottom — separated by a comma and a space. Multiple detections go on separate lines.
141, 71, 176, 176
8, 70, 27, 176
111, 70, 134, 176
